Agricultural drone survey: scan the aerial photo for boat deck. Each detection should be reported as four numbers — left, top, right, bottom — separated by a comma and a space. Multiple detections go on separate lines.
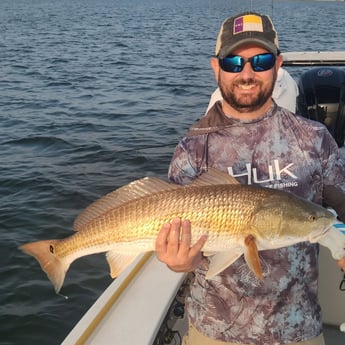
324, 324, 345, 344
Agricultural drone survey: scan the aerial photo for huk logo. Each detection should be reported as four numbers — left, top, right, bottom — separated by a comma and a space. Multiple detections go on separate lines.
227, 159, 298, 185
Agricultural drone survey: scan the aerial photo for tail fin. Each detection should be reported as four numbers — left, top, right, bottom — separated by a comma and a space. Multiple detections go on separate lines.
20, 239, 70, 294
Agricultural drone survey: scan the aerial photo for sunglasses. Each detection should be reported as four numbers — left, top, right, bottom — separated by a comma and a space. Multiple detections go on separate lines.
218, 53, 276, 73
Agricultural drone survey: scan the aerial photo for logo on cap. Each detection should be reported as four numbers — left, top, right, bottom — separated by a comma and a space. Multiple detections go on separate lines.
234, 15, 264, 35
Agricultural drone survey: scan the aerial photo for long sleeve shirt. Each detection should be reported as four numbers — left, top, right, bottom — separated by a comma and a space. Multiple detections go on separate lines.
168, 101, 345, 344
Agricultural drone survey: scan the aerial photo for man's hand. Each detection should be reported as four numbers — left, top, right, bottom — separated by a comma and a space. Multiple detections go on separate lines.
337, 257, 345, 271
155, 218, 207, 272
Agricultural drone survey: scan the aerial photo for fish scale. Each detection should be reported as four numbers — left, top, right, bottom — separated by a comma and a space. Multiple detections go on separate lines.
79, 187, 247, 238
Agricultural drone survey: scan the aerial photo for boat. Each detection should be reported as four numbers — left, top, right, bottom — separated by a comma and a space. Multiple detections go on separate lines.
61, 51, 345, 345
61, 253, 189, 345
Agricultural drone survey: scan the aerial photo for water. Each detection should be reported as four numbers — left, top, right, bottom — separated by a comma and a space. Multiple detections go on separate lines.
0, 0, 345, 344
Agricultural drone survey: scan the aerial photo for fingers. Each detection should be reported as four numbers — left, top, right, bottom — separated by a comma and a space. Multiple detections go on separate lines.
155, 218, 190, 253
337, 257, 345, 271
156, 218, 188, 257
167, 218, 184, 255
155, 222, 171, 253
190, 233, 208, 256
155, 218, 207, 272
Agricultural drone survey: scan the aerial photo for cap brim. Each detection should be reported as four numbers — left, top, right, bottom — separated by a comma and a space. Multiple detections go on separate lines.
219, 38, 278, 58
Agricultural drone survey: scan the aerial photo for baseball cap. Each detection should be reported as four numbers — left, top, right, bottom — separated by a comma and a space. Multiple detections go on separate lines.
215, 12, 279, 58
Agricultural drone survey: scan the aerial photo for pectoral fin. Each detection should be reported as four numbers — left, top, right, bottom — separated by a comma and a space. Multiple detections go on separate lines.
106, 251, 139, 278
244, 235, 263, 279
206, 250, 243, 279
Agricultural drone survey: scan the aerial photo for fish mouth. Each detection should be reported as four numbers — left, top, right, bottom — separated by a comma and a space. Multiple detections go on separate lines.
310, 222, 334, 242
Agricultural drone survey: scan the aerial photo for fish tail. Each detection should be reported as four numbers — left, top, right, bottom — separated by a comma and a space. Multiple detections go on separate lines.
20, 239, 70, 294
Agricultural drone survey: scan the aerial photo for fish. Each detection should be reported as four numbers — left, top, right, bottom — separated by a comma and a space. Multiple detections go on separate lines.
19, 168, 345, 293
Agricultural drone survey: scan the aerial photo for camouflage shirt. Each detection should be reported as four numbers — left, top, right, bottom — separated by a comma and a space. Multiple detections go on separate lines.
168, 101, 345, 344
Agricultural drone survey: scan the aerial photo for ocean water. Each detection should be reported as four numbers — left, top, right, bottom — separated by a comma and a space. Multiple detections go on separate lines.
0, 0, 345, 344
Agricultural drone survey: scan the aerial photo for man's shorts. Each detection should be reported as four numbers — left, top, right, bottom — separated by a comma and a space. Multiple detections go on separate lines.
182, 323, 325, 345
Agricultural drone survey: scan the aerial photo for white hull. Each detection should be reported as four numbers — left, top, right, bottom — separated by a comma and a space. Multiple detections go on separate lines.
61, 253, 186, 345
319, 242, 345, 326
283, 51, 345, 66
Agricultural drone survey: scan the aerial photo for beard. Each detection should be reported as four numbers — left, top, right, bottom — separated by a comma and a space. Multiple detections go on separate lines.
219, 74, 276, 113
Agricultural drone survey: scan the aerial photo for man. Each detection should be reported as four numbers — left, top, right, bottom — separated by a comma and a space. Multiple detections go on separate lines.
155, 11, 345, 345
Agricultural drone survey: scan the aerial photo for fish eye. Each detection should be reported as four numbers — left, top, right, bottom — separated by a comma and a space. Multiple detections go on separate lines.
308, 215, 317, 221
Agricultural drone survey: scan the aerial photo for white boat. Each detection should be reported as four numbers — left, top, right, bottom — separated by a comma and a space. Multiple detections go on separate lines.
61, 51, 345, 345
319, 222, 345, 327
61, 253, 188, 345
283, 51, 345, 66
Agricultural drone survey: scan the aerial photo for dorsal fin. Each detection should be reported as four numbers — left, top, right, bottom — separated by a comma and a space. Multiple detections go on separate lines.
73, 168, 238, 231
189, 168, 239, 187
73, 177, 179, 231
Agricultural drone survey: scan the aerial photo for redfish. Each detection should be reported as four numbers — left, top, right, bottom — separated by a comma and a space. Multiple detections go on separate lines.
20, 169, 344, 293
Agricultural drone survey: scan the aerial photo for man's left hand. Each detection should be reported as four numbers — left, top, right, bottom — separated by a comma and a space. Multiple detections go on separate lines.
337, 257, 345, 271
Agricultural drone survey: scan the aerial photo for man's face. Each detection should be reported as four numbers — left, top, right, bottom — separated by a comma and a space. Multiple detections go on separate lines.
212, 45, 282, 117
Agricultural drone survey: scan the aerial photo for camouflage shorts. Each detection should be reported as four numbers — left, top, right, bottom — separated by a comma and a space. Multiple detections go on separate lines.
182, 324, 325, 345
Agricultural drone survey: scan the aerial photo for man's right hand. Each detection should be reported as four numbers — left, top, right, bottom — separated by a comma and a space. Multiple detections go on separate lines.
155, 218, 207, 272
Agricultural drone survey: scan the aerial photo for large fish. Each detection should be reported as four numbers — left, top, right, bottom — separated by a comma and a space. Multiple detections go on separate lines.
20, 169, 345, 293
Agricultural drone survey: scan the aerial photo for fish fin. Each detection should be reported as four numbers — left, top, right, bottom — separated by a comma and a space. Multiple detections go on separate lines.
244, 235, 263, 279
74, 168, 238, 231
318, 227, 345, 260
203, 251, 217, 257
19, 240, 70, 294
74, 177, 178, 231
106, 251, 140, 278
189, 168, 240, 187
205, 251, 243, 279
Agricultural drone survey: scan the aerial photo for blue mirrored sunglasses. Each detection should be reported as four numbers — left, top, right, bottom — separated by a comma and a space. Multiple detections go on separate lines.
219, 53, 276, 73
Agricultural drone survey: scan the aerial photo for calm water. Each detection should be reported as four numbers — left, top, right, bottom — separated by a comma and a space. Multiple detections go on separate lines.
1, 0, 345, 344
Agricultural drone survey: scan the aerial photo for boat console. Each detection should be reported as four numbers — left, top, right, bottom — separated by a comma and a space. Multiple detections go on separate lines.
297, 67, 345, 147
